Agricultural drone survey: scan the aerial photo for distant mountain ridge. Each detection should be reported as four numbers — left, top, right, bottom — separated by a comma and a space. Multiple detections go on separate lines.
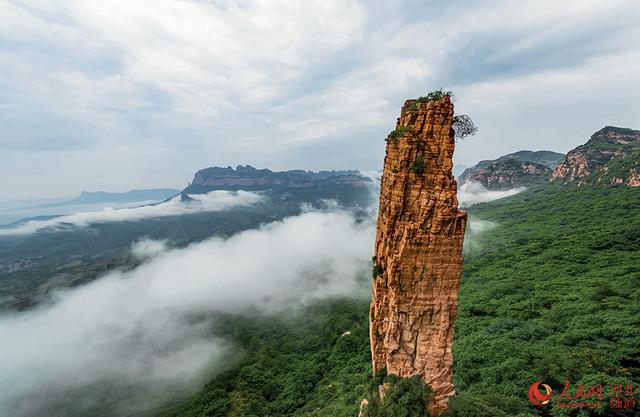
35, 189, 180, 208
551, 126, 640, 186
459, 150, 564, 189
473, 150, 564, 170
182, 165, 371, 195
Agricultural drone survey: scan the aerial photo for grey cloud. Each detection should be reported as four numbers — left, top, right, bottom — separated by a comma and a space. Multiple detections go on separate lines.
1, 0, 639, 198
442, 20, 635, 86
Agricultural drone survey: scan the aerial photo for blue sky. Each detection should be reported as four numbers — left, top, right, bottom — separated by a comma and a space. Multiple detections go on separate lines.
2, 0, 639, 199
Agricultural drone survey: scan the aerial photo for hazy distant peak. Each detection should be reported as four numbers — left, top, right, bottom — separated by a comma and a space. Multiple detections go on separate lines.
64, 189, 180, 205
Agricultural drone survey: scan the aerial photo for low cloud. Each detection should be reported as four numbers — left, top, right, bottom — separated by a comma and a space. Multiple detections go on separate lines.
0, 208, 374, 416
457, 181, 524, 250
0, 191, 263, 236
131, 239, 170, 260
457, 181, 525, 208
468, 218, 497, 234
464, 216, 498, 252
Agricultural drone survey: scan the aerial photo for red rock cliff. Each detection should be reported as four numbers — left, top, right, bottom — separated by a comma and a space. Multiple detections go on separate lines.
370, 96, 466, 415
550, 126, 640, 186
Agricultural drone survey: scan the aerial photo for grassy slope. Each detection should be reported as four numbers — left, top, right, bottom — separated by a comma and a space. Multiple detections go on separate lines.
159, 185, 640, 417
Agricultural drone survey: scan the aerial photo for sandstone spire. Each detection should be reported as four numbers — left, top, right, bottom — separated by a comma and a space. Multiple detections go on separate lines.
370, 95, 466, 415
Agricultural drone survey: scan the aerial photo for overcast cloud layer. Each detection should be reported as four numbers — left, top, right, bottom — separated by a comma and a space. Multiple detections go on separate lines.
2, 0, 639, 199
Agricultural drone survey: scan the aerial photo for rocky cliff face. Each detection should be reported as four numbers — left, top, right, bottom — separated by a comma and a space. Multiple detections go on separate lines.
551, 126, 640, 186
458, 150, 563, 189
180, 165, 373, 205
370, 96, 466, 415
459, 158, 551, 189
183, 165, 369, 193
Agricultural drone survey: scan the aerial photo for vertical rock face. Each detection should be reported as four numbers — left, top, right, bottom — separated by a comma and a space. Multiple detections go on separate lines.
370, 96, 466, 415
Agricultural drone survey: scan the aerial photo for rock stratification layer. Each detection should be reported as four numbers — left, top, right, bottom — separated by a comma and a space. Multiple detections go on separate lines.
370, 96, 466, 415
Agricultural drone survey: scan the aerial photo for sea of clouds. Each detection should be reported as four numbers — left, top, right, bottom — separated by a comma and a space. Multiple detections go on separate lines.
0, 179, 523, 416
0, 208, 374, 416
0, 190, 263, 236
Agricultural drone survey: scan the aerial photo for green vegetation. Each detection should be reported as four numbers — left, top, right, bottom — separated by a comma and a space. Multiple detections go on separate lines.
405, 89, 477, 140
402, 89, 453, 115
557, 127, 640, 186
387, 125, 413, 142
417, 89, 453, 103
412, 156, 425, 175
471, 151, 564, 172
158, 299, 372, 417
403, 103, 418, 114
595, 150, 640, 184
448, 392, 535, 417
455, 185, 640, 416
363, 373, 432, 417
155, 184, 639, 417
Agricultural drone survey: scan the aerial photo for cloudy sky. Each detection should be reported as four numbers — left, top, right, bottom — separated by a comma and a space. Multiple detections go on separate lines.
2, 0, 639, 200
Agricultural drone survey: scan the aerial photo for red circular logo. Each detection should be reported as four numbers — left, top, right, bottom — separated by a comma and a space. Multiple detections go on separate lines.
528, 381, 553, 406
